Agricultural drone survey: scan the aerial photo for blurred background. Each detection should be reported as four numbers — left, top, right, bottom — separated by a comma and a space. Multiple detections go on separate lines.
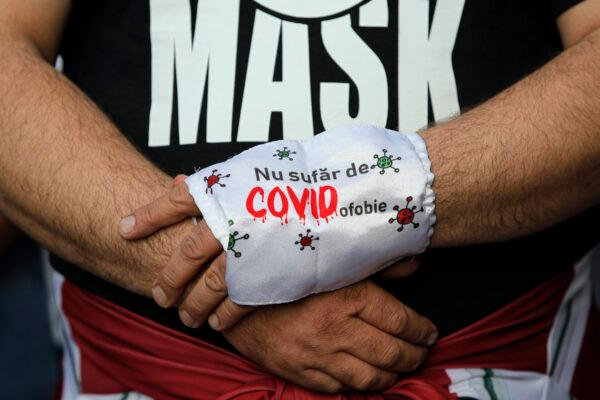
0, 214, 61, 399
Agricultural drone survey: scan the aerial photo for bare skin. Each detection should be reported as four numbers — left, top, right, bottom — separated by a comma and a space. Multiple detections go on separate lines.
223, 280, 436, 393
119, 1, 600, 391
1, 0, 599, 394
0, 0, 436, 392
125, 0, 600, 325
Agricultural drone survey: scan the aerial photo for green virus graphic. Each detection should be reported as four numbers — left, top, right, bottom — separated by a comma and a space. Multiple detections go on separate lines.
371, 149, 401, 174
273, 146, 297, 161
227, 220, 249, 258
295, 229, 319, 250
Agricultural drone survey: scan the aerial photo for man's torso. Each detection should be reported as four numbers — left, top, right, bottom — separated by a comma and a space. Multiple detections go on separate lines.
51, 0, 598, 349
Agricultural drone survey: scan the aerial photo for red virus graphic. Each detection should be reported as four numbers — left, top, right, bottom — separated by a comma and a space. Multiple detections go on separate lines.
388, 196, 423, 232
204, 169, 230, 194
295, 229, 319, 250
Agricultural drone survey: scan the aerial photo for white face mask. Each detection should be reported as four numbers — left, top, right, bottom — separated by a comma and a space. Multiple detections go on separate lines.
186, 124, 436, 305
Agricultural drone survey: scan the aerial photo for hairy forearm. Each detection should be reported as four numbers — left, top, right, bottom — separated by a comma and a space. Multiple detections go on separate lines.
425, 29, 600, 247
0, 38, 191, 295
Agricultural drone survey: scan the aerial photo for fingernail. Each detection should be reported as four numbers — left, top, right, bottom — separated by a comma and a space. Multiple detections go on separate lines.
208, 314, 220, 331
152, 286, 168, 308
119, 215, 135, 236
179, 310, 197, 328
427, 331, 439, 346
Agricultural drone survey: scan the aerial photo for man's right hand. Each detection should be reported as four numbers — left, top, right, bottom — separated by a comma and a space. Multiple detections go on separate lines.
223, 280, 438, 394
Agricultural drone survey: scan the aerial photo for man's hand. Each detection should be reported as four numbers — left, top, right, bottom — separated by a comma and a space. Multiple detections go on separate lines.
121, 177, 422, 329
223, 280, 438, 393
120, 177, 254, 329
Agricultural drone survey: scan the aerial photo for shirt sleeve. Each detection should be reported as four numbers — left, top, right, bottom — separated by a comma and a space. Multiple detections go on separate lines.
550, 0, 584, 19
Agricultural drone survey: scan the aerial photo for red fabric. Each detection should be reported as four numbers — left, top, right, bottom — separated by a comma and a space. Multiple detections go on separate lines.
61, 268, 572, 400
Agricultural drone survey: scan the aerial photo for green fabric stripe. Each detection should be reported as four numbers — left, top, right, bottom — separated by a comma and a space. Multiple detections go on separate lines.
483, 369, 499, 400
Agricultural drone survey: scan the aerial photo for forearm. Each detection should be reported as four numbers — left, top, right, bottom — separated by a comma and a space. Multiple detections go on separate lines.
425, 28, 600, 247
0, 38, 191, 296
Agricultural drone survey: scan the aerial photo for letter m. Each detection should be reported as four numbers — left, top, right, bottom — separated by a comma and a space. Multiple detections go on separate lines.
148, 0, 239, 146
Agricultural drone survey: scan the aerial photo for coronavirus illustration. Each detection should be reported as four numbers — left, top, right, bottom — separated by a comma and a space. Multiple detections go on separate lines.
204, 169, 230, 194
273, 146, 297, 161
388, 196, 423, 232
228, 220, 249, 258
371, 149, 401, 174
295, 229, 319, 250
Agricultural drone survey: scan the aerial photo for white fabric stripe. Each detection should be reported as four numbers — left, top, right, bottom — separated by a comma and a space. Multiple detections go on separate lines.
447, 243, 599, 399
77, 393, 153, 400
51, 272, 82, 400
50, 244, 598, 399
42, 249, 62, 347
448, 368, 551, 400
447, 369, 492, 400
52, 272, 153, 400
546, 243, 598, 392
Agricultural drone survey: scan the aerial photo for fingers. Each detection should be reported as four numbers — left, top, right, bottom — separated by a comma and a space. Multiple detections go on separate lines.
317, 352, 398, 392
172, 174, 188, 188
176, 252, 226, 327
152, 220, 221, 307
378, 258, 420, 279
119, 182, 200, 239
208, 297, 254, 331
342, 319, 428, 373
177, 252, 253, 329
357, 286, 438, 346
294, 369, 345, 394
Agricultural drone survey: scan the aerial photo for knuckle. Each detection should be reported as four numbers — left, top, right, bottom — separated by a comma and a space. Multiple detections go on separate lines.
216, 302, 234, 322
319, 380, 343, 394
168, 185, 191, 210
216, 303, 243, 328
181, 294, 207, 319
377, 344, 403, 369
389, 308, 409, 335
353, 371, 381, 391
135, 204, 153, 227
203, 266, 226, 294
180, 234, 206, 262
160, 267, 182, 290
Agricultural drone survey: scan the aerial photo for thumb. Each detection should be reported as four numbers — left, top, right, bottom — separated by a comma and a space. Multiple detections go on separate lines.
172, 174, 188, 188
378, 257, 420, 279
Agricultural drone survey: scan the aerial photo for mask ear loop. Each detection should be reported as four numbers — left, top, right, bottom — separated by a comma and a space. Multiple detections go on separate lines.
190, 169, 201, 228
187, 170, 199, 226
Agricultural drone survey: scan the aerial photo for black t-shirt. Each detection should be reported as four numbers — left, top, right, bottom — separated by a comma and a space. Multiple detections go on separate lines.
53, 0, 599, 351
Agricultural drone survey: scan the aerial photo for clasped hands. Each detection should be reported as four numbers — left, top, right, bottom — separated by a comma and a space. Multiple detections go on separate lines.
118, 175, 438, 393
